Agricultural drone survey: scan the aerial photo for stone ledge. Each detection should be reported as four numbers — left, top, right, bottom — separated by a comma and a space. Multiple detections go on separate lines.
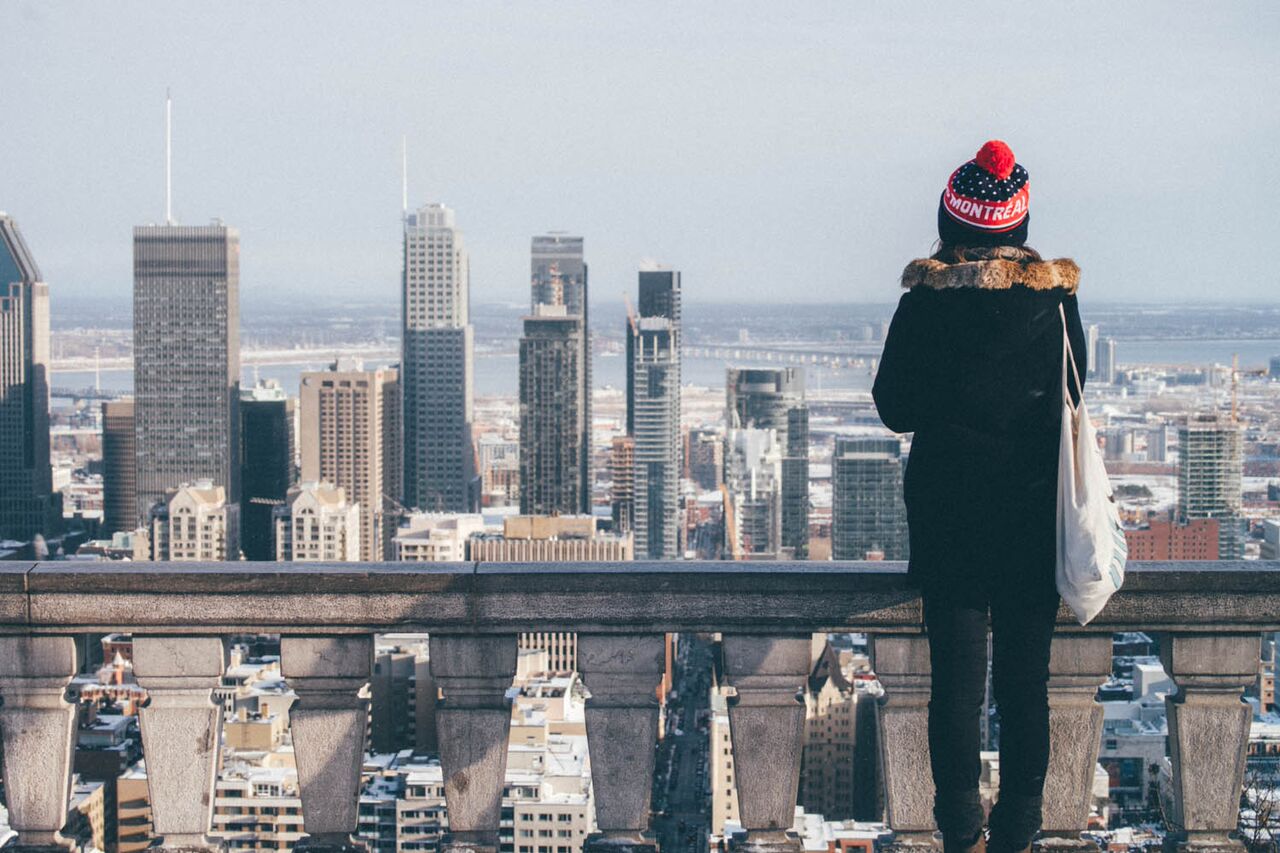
0, 561, 1275, 635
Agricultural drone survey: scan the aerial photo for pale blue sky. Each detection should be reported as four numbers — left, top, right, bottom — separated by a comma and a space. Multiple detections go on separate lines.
2, 2, 1276, 305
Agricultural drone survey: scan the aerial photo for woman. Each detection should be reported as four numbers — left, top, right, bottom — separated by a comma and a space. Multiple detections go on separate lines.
872, 140, 1087, 853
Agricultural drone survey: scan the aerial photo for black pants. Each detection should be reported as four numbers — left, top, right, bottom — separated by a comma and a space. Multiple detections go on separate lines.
921, 577, 1060, 850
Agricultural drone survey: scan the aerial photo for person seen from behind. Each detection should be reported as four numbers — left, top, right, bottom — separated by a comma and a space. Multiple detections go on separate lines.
872, 140, 1087, 853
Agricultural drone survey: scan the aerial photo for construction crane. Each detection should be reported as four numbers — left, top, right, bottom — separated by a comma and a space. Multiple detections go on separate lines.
1230, 353, 1268, 423
719, 484, 742, 561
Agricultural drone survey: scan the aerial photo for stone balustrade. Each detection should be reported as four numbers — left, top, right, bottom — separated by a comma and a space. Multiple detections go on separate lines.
0, 560, 1277, 853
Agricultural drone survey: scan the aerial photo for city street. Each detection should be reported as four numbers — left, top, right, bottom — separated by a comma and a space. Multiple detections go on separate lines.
653, 635, 715, 853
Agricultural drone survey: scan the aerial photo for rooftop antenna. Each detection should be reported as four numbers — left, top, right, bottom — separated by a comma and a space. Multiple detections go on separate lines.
401, 134, 408, 217
165, 89, 173, 225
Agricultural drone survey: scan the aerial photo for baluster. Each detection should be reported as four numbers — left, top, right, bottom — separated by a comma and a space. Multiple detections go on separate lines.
1038, 634, 1112, 851
869, 633, 938, 851
0, 636, 79, 853
281, 635, 374, 852
578, 633, 665, 853
721, 635, 810, 853
430, 634, 518, 853
133, 635, 228, 852
1162, 633, 1260, 852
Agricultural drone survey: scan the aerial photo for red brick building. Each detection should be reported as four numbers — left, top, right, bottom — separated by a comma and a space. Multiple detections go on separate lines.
1124, 518, 1219, 561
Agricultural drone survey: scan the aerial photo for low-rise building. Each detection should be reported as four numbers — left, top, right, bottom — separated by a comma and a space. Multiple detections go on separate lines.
393, 513, 486, 562
148, 480, 240, 561
274, 480, 361, 562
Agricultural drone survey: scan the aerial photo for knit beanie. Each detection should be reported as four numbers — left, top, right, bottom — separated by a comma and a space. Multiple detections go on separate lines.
937, 140, 1030, 247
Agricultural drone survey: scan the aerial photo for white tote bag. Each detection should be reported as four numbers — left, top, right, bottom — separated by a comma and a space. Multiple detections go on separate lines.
1056, 303, 1127, 625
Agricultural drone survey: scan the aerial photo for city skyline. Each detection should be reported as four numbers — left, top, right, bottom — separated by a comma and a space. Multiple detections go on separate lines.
3, 3, 1277, 306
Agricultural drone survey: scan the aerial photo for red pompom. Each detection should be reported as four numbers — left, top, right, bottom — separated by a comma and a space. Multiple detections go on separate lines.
975, 140, 1016, 180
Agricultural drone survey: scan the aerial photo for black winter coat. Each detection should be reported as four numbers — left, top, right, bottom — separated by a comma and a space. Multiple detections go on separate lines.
871, 246, 1087, 596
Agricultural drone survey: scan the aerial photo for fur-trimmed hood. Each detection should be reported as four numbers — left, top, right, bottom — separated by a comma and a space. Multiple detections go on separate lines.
901, 246, 1079, 294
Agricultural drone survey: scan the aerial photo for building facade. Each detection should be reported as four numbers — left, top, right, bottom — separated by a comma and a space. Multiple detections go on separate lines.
726, 367, 809, 558
392, 513, 486, 562
402, 204, 475, 513
831, 436, 909, 561
132, 224, 240, 524
149, 481, 239, 561
519, 308, 588, 515
273, 481, 360, 562
529, 235, 590, 514
723, 428, 784, 559
102, 399, 137, 536
609, 436, 635, 534
1177, 414, 1245, 559
1124, 517, 1219, 561
300, 361, 401, 561
0, 214, 53, 540
240, 380, 296, 560
630, 318, 680, 559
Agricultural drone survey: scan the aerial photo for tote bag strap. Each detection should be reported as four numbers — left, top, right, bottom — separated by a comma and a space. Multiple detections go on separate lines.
1060, 302, 1085, 407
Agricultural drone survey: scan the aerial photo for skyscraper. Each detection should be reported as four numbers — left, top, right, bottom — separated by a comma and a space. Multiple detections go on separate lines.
300, 360, 401, 561
626, 269, 681, 434
402, 203, 475, 512
240, 380, 296, 561
530, 234, 590, 511
101, 399, 136, 535
1097, 338, 1118, 385
726, 367, 810, 558
630, 318, 680, 559
831, 436, 909, 561
519, 307, 587, 515
0, 214, 53, 540
132, 224, 240, 523
1177, 413, 1245, 559
723, 428, 783, 559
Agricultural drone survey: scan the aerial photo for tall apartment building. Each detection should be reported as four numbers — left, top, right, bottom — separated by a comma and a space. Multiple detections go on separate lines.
519, 307, 588, 515
626, 269, 681, 434
101, 399, 137, 535
1086, 324, 1100, 378
529, 234, 590, 513
1177, 414, 1245, 559
831, 437, 909, 561
149, 481, 240, 561
402, 204, 475, 512
133, 224, 240, 523
630, 318, 680, 559
723, 428, 784, 559
726, 367, 809, 558
300, 360, 401, 561
0, 213, 54, 540
1097, 338, 1118, 384
240, 380, 296, 560
273, 481, 360, 562
610, 436, 635, 533
392, 513, 485, 562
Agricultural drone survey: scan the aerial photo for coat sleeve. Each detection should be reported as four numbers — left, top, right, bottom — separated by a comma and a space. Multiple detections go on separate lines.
872, 291, 927, 434
1063, 293, 1087, 406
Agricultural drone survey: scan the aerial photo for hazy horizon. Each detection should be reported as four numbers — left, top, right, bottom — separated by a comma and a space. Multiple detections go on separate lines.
4, 2, 1277, 306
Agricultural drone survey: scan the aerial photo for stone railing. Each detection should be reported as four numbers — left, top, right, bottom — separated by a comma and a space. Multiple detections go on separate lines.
0, 561, 1277, 853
